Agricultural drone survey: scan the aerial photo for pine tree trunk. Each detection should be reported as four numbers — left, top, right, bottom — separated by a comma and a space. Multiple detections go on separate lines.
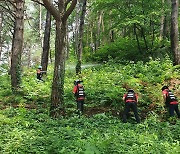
160, 0, 165, 40
134, 24, 141, 53
42, 0, 77, 118
163, 0, 171, 39
50, 20, 66, 118
41, 10, 51, 72
10, 0, 24, 92
0, 12, 3, 61
170, 0, 180, 65
76, 0, 87, 75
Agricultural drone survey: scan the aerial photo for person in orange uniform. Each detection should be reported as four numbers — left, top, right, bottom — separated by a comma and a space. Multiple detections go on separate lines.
122, 89, 140, 123
162, 86, 180, 118
73, 80, 85, 115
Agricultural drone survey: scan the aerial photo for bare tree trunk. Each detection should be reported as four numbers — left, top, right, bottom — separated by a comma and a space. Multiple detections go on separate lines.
160, 0, 165, 40
41, 10, 51, 72
96, 11, 103, 48
11, 0, 24, 92
134, 24, 141, 53
74, 3, 80, 55
163, 0, 171, 39
150, 18, 155, 51
170, 0, 180, 65
50, 20, 66, 117
66, 23, 70, 59
42, 0, 77, 118
76, 0, 87, 75
140, 26, 148, 51
39, 4, 43, 47
0, 12, 3, 61
90, 22, 94, 52
27, 48, 31, 67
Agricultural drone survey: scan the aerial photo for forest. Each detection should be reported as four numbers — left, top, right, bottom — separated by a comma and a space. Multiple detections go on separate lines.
0, 0, 180, 153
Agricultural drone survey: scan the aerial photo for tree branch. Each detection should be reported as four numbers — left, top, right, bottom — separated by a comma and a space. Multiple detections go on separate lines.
42, 0, 60, 21
0, 3, 16, 19
31, 0, 44, 6
6, 0, 16, 9
63, 0, 77, 22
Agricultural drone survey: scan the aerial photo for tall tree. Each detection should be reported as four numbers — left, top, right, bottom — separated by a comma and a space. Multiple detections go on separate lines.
41, 10, 51, 72
0, 11, 3, 60
42, 0, 77, 118
11, 0, 25, 92
76, 0, 87, 75
170, 0, 180, 65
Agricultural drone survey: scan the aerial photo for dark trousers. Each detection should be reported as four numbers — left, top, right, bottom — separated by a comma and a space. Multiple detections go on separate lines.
169, 104, 180, 117
37, 73, 42, 80
123, 102, 140, 123
77, 100, 84, 113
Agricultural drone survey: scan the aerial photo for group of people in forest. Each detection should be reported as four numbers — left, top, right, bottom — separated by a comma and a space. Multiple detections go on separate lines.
72, 79, 180, 123
36, 66, 180, 123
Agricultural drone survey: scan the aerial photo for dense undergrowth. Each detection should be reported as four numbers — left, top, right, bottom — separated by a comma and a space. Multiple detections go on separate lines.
0, 57, 180, 153
0, 108, 180, 153
85, 38, 172, 63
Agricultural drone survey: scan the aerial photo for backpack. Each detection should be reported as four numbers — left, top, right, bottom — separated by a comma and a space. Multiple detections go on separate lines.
125, 92, 137, 102
76, 84, 85, 99
166, 90, 177, 103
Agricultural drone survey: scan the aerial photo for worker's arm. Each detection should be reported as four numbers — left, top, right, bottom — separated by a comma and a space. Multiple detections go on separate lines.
163, 93, 166, 102
136, 94, 138, 103
122, 94, 126, 101
73, 86, 77, 94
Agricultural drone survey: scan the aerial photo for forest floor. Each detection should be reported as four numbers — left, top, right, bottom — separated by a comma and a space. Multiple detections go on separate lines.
0, 78, 179, 122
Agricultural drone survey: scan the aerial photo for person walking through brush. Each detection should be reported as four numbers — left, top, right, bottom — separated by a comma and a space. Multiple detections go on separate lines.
73, 80, 85, 115
37, 65, 46, 81
162, 86, 180, 118
122, 89, 140, 123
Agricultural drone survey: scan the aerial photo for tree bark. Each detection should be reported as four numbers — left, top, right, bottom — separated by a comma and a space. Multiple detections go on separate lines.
159, 0, 165, 40
170, 0, 180, 65
140, 26, 148, 51
76, 0, 87, 75
0, 11, 3, 61
10, 0, 24, 92
41, 10, 51, 72
163, 0, 171, 39
42, 0, 77, 118
134, 24, 141, 53
50, 20, 66, 117
39, 4, 43, 47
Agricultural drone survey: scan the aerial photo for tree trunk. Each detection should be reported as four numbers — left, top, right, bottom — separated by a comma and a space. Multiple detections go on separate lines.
27, 48, 31, 67
50, 20, 66, 117
170, 0, 180, 65
76, 0, 87, 75
66, 23, 70, 59
74, 3, 80, 56
163, 0, 171, 39
42, 0, 77, 118
39, 4, 43, 47
10, 0, 24, 92
41, 10, 51, 72
96, 11, 103, 48
140, 26, 148, 51
0, 12, 3, 61
160, 0, 165, 40
134, 24, 141, 53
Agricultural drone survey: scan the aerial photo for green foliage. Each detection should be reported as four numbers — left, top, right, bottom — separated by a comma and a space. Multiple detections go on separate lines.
86, 38, 171, 63
0, 57, 179, 153
0, 109, 179, 153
